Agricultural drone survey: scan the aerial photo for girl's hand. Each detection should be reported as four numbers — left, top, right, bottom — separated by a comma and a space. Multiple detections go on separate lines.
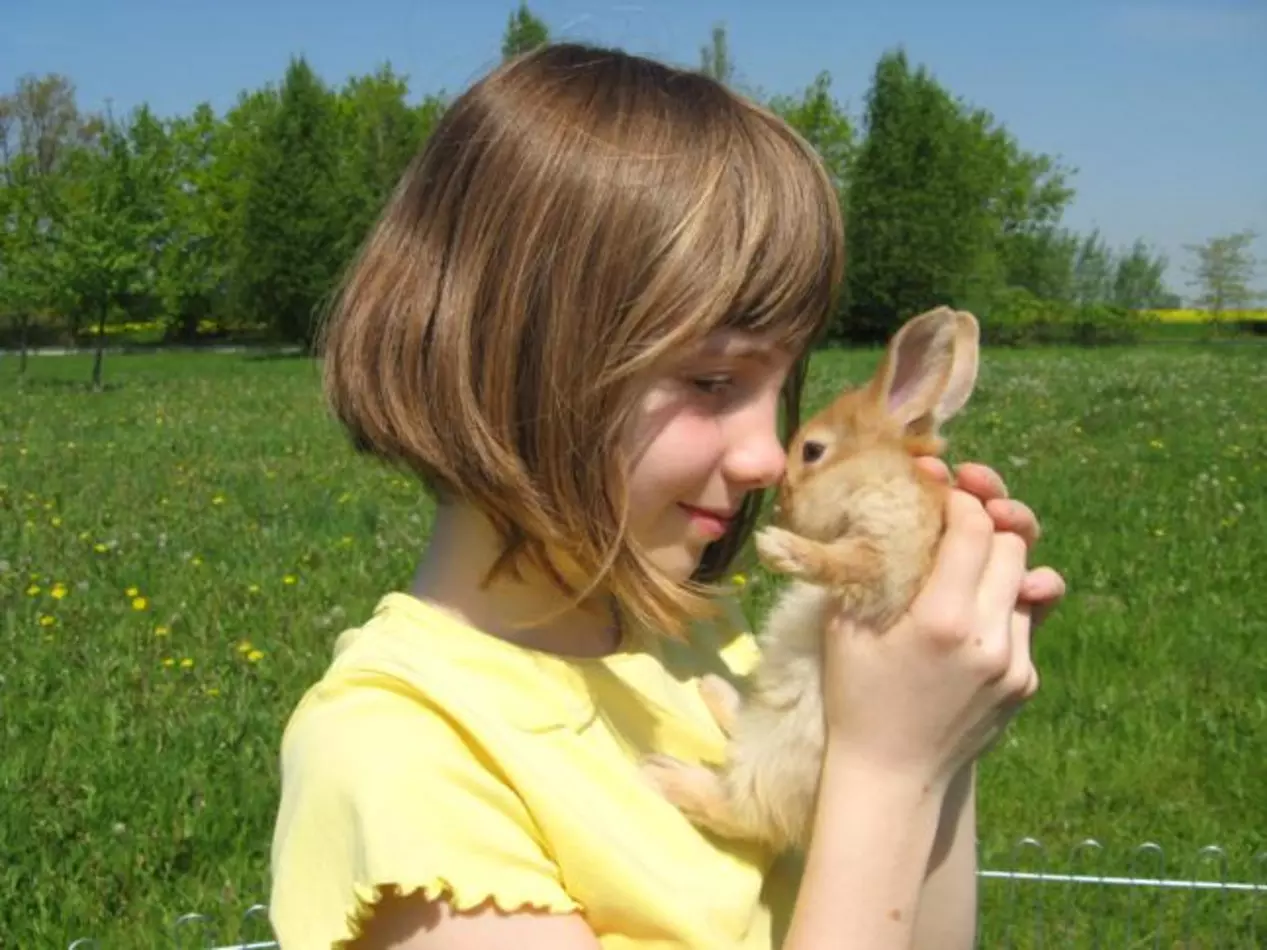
820, 463, 1063, 793
917, 458, 1065, 624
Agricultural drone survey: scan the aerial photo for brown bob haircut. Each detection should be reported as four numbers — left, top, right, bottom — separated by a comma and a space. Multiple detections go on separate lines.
321, 42, 845, 638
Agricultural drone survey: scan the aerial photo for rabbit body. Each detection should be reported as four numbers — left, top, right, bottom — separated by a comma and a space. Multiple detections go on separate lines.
642, 306, 980, 854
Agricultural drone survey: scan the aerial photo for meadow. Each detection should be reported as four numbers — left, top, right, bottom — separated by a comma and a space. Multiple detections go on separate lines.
2, 343, 1264, 948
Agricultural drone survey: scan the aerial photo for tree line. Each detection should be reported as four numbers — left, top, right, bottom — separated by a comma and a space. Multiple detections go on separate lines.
2, 3, 1252, 382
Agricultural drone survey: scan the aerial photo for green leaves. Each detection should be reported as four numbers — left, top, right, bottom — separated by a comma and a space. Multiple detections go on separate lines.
237, 57, 343, 349
502, 2, 549, 61
0, 10, 1189, 356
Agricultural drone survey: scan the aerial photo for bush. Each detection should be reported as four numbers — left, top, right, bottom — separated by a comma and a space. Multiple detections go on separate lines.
1063, 303, 1150, 345
976, 289, 1153, 346
976, 287, 1061, 346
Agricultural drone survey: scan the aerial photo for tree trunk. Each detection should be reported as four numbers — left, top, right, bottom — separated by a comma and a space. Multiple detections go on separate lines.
18, 312, 29, 377
91, 300, 108, 391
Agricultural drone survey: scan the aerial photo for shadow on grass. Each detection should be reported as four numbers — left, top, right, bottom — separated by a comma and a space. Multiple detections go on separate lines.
242, 350, 312, 362
3, 377, 128, 394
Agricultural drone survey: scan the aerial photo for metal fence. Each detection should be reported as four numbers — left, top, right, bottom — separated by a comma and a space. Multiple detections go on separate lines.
65, 836, 1267, 949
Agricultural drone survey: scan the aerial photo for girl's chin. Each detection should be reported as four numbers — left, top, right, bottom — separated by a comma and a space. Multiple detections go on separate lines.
643, 541, 707, 584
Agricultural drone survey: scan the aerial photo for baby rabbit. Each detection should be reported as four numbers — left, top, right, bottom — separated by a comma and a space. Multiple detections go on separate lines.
642, 305, 981, 853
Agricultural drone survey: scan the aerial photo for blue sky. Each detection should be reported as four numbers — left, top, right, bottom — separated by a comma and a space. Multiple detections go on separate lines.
5, 0, 1266, 300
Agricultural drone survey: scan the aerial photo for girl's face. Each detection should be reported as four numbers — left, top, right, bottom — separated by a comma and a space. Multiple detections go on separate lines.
621, 331, 795, 583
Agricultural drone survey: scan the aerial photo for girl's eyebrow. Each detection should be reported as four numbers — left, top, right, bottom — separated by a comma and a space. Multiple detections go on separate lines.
697, 335, 785, 365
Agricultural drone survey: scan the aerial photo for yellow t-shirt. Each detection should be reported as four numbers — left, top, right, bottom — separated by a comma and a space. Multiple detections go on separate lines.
268, 591, 803, 949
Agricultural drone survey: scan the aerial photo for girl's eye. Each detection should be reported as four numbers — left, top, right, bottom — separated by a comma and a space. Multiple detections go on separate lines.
691, 376, 734, 396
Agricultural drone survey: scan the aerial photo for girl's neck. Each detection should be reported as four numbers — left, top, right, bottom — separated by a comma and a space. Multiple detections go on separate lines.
409, 503, 623, 659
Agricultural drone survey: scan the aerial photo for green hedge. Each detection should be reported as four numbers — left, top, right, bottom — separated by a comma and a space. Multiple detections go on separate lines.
977, 288, 1156, 346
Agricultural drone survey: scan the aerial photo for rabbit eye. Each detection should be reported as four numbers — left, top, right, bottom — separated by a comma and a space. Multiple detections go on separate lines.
802, 441, 826, 464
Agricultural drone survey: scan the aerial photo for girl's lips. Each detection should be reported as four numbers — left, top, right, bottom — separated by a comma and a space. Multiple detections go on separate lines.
679, 504, 733, 538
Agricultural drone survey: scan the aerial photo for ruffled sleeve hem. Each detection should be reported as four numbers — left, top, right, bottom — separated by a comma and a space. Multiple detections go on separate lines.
335, 876, 585, 947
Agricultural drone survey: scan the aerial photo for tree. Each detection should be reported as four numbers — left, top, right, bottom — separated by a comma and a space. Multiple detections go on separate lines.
1184, 230, 1260, 318
768, 72, 854, 193
841, 49, 1079, 341
238, 57, 342, 347
0, 156, 59, 373
699, 23, 734, 85
50, 111, 160, 388
0, 73, 102, 176
1070, 230, 1114, 306
843, 50, 1001, 339
332, 66, 438, 268
1112, 239, 1171, 310
502, 3, 549, 61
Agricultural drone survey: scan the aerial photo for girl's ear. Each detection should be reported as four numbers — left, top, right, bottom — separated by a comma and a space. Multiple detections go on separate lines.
864, 307, 980, 438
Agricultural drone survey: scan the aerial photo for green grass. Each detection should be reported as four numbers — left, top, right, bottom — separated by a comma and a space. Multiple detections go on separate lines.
2, 345, 1264, 948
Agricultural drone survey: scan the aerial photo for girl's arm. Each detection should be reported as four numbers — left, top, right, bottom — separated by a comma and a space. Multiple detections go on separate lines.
912, 764, 979, 950
778, 743, 949, 950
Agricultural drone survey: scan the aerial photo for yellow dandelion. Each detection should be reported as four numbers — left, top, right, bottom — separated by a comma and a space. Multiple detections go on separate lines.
212, 494, 225, 506
125, 586, 139, 597
154, 625, 170, 637
38, 614, 56, 627
247, 649, 265, 663
26, 584, 40, 596
283, 575, 297, 586
51, 583, 67, 600
180, 657, 194, 669
730, 573, 747, 587
50, 516, 62, 527
162, 657, 175, 668
236, 639, 253, 654
132, 596, 148, 611
94, 543, 108, 553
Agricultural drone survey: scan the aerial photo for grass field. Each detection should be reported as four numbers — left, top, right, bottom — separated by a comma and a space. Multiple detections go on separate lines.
2, 344, 1265, 948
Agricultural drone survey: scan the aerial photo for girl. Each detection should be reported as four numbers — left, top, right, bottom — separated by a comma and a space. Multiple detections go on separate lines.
269, 42, 1064, 950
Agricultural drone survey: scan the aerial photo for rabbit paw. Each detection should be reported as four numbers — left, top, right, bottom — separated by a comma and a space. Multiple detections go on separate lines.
642, 754, 706, 804
755, 526, 810, 576
698, 674, 740, 736
641, 754, 754, 842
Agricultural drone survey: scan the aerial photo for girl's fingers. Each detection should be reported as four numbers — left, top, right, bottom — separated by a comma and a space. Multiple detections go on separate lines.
985, 497, 1042, 547
1010, 605, 1039, 699
914, 456, 952, 484
1019, 566, 1065, 606
975, 532, 1029, 660
954, 462, 1010, 501
919, 489, 997, 608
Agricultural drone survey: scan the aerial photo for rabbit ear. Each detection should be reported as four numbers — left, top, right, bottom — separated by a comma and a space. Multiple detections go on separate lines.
867, 307, 980, 437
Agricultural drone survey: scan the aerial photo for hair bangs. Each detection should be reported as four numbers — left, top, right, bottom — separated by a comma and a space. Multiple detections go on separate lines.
718, 106, 844, 357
